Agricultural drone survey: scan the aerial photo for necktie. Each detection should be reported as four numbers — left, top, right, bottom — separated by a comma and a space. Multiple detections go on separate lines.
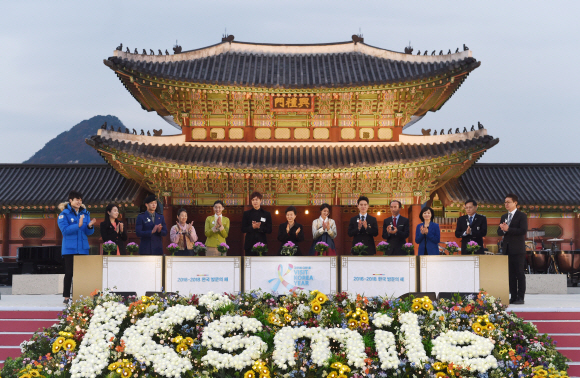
361, 216, 365, 222
469, 216, 473, 226
507, 213, 512, 225
393, 216, 397, 227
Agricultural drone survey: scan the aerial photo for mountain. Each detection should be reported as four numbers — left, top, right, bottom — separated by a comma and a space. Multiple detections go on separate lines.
24, 115, 128, 164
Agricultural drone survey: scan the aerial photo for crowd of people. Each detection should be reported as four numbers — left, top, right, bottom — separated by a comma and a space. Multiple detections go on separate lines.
58, 190, 527, 305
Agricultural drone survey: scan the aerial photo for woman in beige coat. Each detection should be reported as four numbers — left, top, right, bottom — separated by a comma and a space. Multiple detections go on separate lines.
308, 203, 337, 256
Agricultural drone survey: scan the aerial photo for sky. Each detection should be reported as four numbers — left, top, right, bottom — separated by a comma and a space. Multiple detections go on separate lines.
1, 1, 579, 164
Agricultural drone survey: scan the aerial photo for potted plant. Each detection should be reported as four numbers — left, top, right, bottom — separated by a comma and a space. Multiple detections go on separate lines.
445, 241, 460, 255
314, 241, 329, 256
351, 242, 368, 256
126, 242, 139, 256
102, 241, 117, 256
167, 243, 180, 256
217, 242, 229, 256
252, 242, 268, 256
402, 242, 415, 256
193, 242, 207, 256
281, 241, 297, 256
466, 240, 480, 255
376, 241, 390, 255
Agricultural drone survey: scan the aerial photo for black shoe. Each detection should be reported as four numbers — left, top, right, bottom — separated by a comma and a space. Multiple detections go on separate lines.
509, 298, 515, 304
63, 298, 70, 305
512, 299, 525, 305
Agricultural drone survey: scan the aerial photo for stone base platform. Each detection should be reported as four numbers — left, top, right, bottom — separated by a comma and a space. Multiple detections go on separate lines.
11, 274, 64, 295
525, 274, 567, 294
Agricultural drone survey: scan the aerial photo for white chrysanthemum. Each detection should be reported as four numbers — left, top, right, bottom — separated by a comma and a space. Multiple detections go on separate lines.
432, 330, 498, 373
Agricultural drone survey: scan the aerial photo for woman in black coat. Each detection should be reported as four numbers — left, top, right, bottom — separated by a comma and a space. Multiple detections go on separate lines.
277, 206, 305, 256
100, 203, 128, 255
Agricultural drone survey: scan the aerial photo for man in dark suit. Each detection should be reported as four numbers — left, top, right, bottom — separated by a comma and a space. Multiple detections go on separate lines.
497, 193, 528, 305
347, 196, 379, 255
135, 195, 167, 255
455, 199, 487, 255
242, 191, 273, 256
382, 200, 410, 255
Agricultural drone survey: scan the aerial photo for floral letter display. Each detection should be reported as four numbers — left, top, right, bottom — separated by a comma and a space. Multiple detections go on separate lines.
3, 290, 570, 378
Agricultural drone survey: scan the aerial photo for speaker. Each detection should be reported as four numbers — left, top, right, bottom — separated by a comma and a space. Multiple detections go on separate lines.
398, 292, 437, 302
111, 291, 137, 299
437, 292, 479, 301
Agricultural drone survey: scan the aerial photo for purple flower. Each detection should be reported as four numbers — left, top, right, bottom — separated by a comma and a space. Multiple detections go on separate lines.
194, 242, 206, 247
219, 242, 229, 249
253, 242, 266, 248
316, 241, 329, 247
355, 242, 365, 247
378, 241, 389, 246
404, 243, 413, 248
127, 242, 138, 247
284, 241, 296, 247
167, 243, 179, 249
468, 241, 478, 246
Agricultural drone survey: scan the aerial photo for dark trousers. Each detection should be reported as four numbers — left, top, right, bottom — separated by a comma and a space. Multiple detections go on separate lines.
508, 253, 526, 300
63, 255, 75, 298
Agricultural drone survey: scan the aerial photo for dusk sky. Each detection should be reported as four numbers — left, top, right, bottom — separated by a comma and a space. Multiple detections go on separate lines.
1, 1, 578, 163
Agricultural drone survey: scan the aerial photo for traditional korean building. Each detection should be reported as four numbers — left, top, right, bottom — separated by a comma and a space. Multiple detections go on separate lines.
3, 37, 578, 258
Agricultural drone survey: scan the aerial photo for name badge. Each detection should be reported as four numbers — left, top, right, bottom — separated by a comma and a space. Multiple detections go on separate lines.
212, 221, 215, 224
146, 218, 150, 222
260, 217, 266, 222
477, 227, 480, 230
71, 218, 74, 222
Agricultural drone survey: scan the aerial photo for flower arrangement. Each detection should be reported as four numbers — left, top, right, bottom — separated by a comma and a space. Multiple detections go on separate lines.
126, 242, 139, 255
166, 243, 180, 256
466, 240, 480, 255
193, 241, 207, 256
376, 241, 390, 254
102, 240, 117, 255
1, 290, 570, 378
281, 241, 297, 256
351, 242, 368, 256
446, 241, 460, 255
217, 242, 229, 256
314, 241, 329, 256
252, 242, 267, 256
402, 242, 415, 255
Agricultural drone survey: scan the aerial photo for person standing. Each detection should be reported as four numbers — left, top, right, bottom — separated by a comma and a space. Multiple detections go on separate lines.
100, 203, 127, 255
170, 208, 197, 256
277, 206, 305, 255
347, 196, 379, 255
498, 193, 528, 305
455, 199, 487, 254
241, 192, 272, 256
382, 200, 410, 255
135, 195, 167, 255
415, 206, 441, 255
205, 200, 230, 256
57, 190, 96, 305
309, 203, 337, 256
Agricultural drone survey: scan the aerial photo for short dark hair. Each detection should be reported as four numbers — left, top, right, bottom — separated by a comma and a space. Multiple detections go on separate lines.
390, 200, 402, 209
105, 203, 118, 215
419, 206, 435, 222
68, 190, 83, 201
213, 200, 225, 207
285, 206, 297, 215
320, 203, 331, 212
176, 208, 188, 217
505, 193, 519, 204
465, 199, 478, 207
357, 196, 369, 205
250, 191, 263, 200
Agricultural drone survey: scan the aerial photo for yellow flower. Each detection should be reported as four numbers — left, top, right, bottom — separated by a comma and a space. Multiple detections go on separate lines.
284, 314, 292, 322
412, 304, 422, 312
348, 318, 359, 329
257, 366, 269, 376
120, 368, 132, 378
63, 339, 76, 351
310, 290, 320, 296
330, 362, 343, 369
58, 331, 74, 338
54, 337, 65, 345
20, 374, 31, 378
327, 372, 339, 378
311, 302, 322, 314
535, 370, 548, 376
173, 336, 184, 344
413, 297, 423, 304
435, 373, 447, 378
28, 371, 40, 377
243, 371, 256, 378
175, 343, 188, 353
472, 323, 483, 334
108, 362, 121, 371
360, 313, 369, 322
315, 293, 328, 304
184, 337, 194, 346
338, 375, 348, 378
432, 362, 446, 371
339, 365, 351, 373
51, 343, 62, 354
423, 302, 434, 311
486, 323, 495, 331
259, 374, 270, 378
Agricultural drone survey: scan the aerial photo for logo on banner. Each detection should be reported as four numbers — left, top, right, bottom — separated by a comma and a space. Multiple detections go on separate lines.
268, 264, 304, 293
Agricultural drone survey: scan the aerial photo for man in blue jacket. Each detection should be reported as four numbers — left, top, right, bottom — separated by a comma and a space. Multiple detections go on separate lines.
57, 190, 96, 305
136, 195, 167, 255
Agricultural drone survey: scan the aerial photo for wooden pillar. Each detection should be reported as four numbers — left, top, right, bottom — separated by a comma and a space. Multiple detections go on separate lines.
1, 213, 9, 257
162, 197, 173, 255
574, 214, 580, 251
408, 204, 423, 255
333, 205, 343, 255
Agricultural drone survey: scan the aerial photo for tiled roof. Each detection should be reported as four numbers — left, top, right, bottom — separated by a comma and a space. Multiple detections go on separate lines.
442, 164, 580, 206
0, 164, 143, 207
105, 41, 479, 88
87, 135, 498, 170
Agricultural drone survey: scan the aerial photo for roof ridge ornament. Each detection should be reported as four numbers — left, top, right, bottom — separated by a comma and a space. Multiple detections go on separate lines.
404, 42, 413, 55
173, 40, 182, 54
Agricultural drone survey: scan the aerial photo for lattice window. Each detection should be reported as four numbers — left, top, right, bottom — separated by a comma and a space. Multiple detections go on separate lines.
378, 128, 393, 140
275, 128, 291, 139
20, 226, 45, 239
359, 128, 374, 139
294, 128, 310, 139
341, 128, 355, 139
255, 128, 271, 139
209, 128, 225, 139
229, 128, 244, 139
191, 129, 206, 139
540, 224, 563, 238
313, 128, 329, 139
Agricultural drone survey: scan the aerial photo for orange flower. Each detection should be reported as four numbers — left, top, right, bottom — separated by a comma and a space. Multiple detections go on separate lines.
90, 288, 100, 297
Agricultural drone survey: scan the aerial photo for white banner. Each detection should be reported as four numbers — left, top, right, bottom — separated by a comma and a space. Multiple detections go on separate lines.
102, 256, 162, 297
165, 256, 241, 295
244, 256, 338, 295
420, 255, 480, 293
341, 256, 417, 297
